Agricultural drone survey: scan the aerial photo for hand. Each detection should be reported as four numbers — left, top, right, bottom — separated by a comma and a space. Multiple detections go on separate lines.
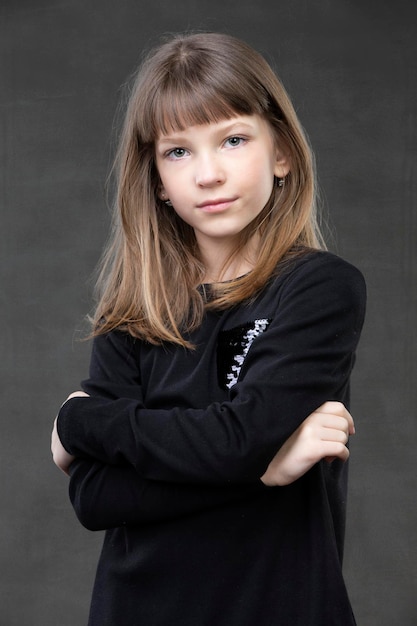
51, 391, 89, 475
260, 402, 355, 487
64, 391, 90, 402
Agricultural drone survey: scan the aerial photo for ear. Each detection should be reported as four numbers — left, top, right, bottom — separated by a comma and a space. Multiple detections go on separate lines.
273, 150, 290, 179
158, 186, 168, 201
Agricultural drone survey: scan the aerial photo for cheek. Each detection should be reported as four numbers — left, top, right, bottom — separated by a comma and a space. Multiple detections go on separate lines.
155, 160, 174, 193
250, 169, 276, 212
246, 160, 276, 198
156, 169, 169, 194
158, 167, 189, 202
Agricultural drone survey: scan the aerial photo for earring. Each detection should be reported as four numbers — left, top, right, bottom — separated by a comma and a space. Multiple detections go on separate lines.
160, 190, 172, 206
277, 177, 285, 187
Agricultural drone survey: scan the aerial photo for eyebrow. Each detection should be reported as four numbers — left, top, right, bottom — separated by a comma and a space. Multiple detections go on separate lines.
156, 120, 256, 145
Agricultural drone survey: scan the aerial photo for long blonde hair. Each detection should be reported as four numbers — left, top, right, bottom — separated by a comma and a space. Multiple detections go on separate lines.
92, 32, 324, 346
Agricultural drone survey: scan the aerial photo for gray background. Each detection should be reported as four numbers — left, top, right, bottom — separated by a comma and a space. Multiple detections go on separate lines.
1, 1, 416, 624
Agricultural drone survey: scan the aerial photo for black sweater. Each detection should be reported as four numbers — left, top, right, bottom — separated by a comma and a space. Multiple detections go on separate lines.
58, 250, 366, 625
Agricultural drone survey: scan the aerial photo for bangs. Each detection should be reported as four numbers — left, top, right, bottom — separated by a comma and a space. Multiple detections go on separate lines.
152, 89, 253, 137
137, 62, 269, 141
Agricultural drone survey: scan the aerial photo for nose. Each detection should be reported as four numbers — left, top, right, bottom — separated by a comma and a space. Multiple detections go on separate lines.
195, 153, 225, 188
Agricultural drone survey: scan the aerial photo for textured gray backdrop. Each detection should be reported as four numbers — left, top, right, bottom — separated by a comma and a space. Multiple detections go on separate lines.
1, 1, 416, 624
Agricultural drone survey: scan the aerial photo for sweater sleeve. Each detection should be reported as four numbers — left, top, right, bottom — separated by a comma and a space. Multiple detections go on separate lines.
79, 329, 144, 402
58, 254, 366, 484
68, 458, 259, 531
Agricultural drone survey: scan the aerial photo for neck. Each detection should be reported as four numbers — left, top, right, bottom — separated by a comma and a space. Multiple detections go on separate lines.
199, 234, 260, 284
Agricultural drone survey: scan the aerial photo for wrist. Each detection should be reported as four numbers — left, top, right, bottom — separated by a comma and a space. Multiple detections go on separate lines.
260, 463, 287, 487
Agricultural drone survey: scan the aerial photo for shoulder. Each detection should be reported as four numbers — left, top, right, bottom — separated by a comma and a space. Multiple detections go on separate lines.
277, 249, 366, 296
265, 250, 367, 328
89, 327, 139, 370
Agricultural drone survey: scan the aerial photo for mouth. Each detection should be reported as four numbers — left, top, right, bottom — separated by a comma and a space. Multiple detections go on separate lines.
196, 197, 238, 213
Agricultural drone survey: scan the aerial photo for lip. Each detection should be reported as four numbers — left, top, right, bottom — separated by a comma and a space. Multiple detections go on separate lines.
196, 197, 237, 213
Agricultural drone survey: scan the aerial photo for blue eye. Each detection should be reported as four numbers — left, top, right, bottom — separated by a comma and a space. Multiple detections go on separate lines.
225, 136, 245, 148
167, 147, 187, 159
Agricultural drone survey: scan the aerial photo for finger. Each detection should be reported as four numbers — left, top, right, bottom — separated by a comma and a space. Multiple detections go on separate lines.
320, 415, 352, 437
307, 414, 351, 440
315, 402, 355, 435
67, 391, 89, 401
320, 426, 349, 445
320, 441, 350, 463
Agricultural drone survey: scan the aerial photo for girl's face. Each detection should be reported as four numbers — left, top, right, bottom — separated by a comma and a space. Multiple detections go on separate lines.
155, 114, 289, 261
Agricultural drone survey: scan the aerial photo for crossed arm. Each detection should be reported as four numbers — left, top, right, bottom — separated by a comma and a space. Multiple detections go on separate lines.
51, 395, 353, 530
52, 396, 354, 486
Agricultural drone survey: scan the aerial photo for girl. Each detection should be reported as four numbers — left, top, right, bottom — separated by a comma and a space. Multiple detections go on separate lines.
52, 32, 366, 625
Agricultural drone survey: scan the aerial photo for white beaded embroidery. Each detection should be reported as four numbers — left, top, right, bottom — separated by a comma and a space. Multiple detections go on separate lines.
225, 319, 270, 389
